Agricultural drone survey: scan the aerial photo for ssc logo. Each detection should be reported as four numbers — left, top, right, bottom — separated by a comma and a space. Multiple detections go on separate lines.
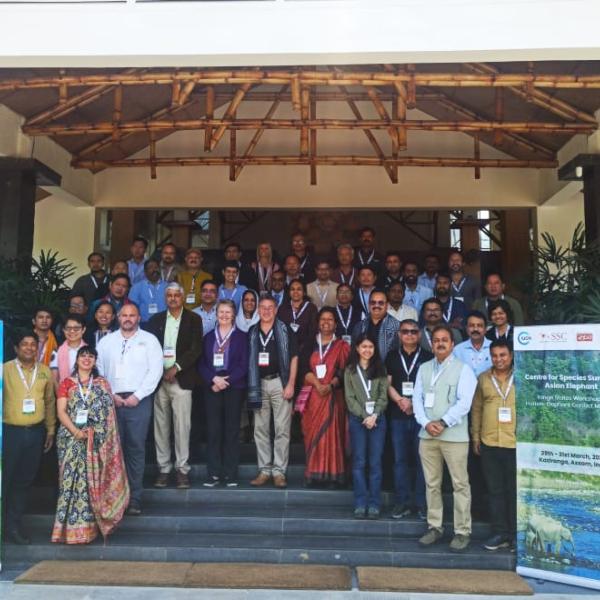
517, 331, 531, 345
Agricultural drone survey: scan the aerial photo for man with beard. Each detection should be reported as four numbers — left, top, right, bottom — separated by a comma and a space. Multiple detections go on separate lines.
448, 251, 481, 311
402, 262, 431, 314
159, 243, 182, 283
379, 252, 403, 290
420, 298, 463, 353
435, 272, 467, 330
353, 227, 383, 274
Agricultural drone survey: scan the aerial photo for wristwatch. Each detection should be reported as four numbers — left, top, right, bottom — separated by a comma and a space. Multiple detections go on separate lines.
439, 419, 448, 428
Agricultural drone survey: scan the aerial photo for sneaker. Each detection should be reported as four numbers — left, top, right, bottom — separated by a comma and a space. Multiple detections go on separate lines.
367, 507, 380, 520
225, 479, 239, 488
416, 508, 428, 522
419, 527, 444, 546
353, 507, 366, 519
250, 472, 271, 486
176, 471, 190, 489
391, 504, 411, 519
483, 534, 510, 551
203, 476, 220, 488
126, 504, 142, 516
449, 533, 471, 552
154, 472, 170, 488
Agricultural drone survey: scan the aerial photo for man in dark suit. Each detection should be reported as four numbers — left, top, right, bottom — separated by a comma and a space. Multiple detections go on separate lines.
148, 282, 203, 489
214, 242, 259, 291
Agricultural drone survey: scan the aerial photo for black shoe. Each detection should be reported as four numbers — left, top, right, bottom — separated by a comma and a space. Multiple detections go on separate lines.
7, 529, 30, 545
203, 476, 220, 488
483, 534, 510, 551
225, 479, 239, 488
353, 507, 366, 519
416, 508, 428, 521
367, 507, 380, 520
126, 504, 142, 516
391, 503, 411, 519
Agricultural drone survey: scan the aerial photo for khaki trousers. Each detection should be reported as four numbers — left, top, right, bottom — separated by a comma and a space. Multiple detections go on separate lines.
419, 438, 472, 535
154, 379, 192, 474
253, 376, 292, 476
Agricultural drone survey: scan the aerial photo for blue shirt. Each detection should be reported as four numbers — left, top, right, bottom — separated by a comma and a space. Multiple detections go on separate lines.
404, 285, 432, 313
127, 258, 146, 285
128, 279, 168, 322
453, 337, 492, 376
418, 272, 437, 291
193, 305, 217, 334
218, 283, 247, 312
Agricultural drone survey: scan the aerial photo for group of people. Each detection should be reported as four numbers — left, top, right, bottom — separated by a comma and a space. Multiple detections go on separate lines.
2, 227, 521, 555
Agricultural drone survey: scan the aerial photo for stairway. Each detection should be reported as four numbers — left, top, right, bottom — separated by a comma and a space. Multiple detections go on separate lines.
3, 461, 515, 571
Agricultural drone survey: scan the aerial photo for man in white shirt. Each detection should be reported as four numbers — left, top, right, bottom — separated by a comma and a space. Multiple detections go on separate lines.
386, 281, 418, 322
97, 303, 163, 515
307, 259, 338, 310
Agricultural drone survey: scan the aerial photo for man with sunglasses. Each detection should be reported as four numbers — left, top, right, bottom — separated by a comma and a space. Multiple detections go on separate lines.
386, 319, 432, 520
351, 289, 399, 361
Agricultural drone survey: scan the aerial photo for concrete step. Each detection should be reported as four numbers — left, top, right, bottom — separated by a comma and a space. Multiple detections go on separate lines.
4, 530, 515, 570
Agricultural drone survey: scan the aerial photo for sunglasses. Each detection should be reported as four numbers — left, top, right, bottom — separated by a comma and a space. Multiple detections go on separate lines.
400, 329, 419, 335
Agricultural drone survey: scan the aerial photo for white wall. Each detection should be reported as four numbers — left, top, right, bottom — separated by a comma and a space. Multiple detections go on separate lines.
1, 1, 600, 67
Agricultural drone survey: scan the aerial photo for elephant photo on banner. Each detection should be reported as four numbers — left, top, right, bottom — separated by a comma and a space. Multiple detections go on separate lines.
526, 514, 575, 558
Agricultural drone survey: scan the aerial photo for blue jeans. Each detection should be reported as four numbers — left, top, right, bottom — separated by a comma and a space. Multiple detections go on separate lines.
389, 417, 426, 509
349, 413, 387, 510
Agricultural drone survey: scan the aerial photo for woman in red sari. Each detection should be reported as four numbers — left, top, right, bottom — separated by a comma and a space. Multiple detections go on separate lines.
301, 307, 350, 486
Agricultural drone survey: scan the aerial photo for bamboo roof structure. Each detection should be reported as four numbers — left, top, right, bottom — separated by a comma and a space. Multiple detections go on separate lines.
1, 61, 600, 183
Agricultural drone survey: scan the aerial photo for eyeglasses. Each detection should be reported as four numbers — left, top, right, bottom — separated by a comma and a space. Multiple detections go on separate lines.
70, 303, 85, 309
400, 329, 419, 335
64, 326, 83, 332
369, 301, 386, 307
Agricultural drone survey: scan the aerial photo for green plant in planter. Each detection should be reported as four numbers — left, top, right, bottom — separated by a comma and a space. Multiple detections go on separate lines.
525, 222, 600, 324
0, 250, 75, 352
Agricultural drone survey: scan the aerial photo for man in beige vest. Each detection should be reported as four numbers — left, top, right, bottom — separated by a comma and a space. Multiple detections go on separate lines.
413, 324, 478, 552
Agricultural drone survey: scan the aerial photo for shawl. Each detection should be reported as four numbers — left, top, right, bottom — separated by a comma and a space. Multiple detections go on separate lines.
40, 331, 58, 366
235, 290, 260, 332
57, 340, 87, 382
247, 318, 291, 410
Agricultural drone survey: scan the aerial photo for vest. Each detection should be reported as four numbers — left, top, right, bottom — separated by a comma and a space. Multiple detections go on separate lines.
418, 357, 468, 442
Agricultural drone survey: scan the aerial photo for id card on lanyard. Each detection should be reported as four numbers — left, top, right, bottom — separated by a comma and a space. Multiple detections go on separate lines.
259, 328, 274, 367
426, 358, 452, 408
491, 372, 514, 423
357, 367, 375, 415
400, 349, 420, 397
16, 360, 38, 414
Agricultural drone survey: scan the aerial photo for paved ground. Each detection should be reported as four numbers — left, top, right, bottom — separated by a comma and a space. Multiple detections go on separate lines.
1, 578, 599, 599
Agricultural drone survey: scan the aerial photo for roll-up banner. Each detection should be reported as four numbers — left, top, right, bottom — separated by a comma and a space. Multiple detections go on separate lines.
514, 324, 600, 590
0, 320, 3, 572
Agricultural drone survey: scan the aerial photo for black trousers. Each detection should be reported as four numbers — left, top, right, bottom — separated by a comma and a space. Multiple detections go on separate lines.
480, 443, 516, 538
2, 423, 45, 531
204, 386, 244, 480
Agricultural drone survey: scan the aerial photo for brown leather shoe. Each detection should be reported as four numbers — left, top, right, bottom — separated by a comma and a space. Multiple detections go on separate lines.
250, 472, 271, 486
176, 471, 190, 489
154, 472, 170, 488
273, 474, 287, 489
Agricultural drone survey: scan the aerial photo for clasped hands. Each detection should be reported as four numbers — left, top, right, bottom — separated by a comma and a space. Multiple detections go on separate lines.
212, 375, 230, 393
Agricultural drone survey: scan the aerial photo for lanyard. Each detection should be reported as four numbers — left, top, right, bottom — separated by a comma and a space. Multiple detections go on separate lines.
485, 295, 505, 312
452, 277, 466, 294
77, 375, 94, 404
360, 289, 371, 313
400, 349, 421, 378
357, 367, 372, 400
292, 301, 309, 323
491, 372, 514, 404
215, 325, 235, 352
318, 334, 335, 362
95, 330, 109, 346
442, 298, 454, 323
317, 283, 330, 305
161, 266, 174, 281
336, 305, 353, 333
258, 264, 272, 290
259, 328, 274, 350
147, 282, 159, 300
496, 324, 511, 339
359, 249, 375, 265
430, 356, 453, 388
424, 328, 432, 348
299, 255, 308, 271
340, 269, 355, 286
220, 286, 239, 302
15, 360, 38, 396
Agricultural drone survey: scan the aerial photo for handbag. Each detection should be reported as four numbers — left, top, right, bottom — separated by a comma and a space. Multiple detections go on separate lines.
294, 385, 312, 414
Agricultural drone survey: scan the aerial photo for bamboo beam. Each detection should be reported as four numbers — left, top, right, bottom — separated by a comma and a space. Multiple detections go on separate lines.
494, 88, 504, 146
25, 119, 596, 136
366, 88, 399, 148
179, 80, 196, 106
300, 86, 310, 157
112, 85, 122, 142
234, 85, 287, 181
391, 91, 399, 183
464, 62, 598, 123
229, 118, 237, 182
149, 132, 157, 180
204, 85, 215, 152
395, 82, 408, 150
235, 91, 444, 103
474, 134, 481, 180
209, 83, 251, 151
291, 76, 301, 112
59, 82, 68, 105
310, 97, 317, 185
339, 85, 396, 183
6, 69, 600, 91
72, 155, 558, 169
171, 81, 181, 106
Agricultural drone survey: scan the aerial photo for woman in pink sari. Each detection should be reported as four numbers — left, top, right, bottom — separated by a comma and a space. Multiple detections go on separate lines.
52, 346, 129, 544
301, 307, 350, 486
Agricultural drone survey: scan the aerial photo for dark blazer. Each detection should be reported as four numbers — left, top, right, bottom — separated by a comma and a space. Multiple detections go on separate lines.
148, 308, 203, 390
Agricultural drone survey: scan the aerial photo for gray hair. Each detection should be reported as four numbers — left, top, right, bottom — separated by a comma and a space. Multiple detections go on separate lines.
215, 299, 236, 314
165, 282, 184, 295
337, 243, 354, 256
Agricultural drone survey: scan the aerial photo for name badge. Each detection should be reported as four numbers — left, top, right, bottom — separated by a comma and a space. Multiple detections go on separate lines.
213, 353, 225, 368
258, 352, 270, 367
455, 296, 464, 303
424, 392, 435, 408
186, 293, 196, 304
290, 323, 300, 333
498, 407, 512, 423
148, 303, 158, 314
365, 401, 375, 415
22, 398, 35, 414
316, 364, 327, 379
75, 409, 89, 426
163, 346, 175, 359
402, 381, 414, 397
342, 335, 352, 345
115, 363, 126, 380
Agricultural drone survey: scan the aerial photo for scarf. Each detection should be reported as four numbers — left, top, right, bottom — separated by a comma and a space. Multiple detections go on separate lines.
40, 331, 58, 366
247, 318, 291, 410
235, 291, 260, 332
57, 340, 87, 383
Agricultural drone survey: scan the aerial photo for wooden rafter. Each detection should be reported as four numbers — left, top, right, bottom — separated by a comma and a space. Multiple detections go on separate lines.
209, 82, 251, 151
72, 155, 558, 169
7, 69, 600, 91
